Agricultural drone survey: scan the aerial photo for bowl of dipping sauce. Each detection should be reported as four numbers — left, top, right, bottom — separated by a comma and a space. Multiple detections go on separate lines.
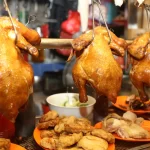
46, 93, 96, 122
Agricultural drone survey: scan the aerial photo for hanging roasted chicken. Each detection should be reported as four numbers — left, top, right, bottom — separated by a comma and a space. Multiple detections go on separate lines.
0, 17, 40, 123
69, 26, 127, 103
127, 32, 150, 102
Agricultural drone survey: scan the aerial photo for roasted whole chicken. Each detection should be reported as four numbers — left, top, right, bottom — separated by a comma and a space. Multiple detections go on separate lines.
127, 32, 150, 102
69, 26, 127, 103
0, 17, 40, 122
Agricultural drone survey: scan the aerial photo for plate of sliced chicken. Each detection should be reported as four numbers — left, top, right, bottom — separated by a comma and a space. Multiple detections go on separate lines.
33, 110, 115, 150
95, 111, 150, 142
112, 96, 150, 114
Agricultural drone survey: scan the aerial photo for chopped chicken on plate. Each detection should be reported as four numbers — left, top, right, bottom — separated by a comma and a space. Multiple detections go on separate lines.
37, 111, 115, 150
102, 112, 150, 139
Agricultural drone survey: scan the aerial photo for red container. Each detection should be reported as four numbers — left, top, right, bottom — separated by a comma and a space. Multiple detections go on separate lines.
0, 113, 15, 139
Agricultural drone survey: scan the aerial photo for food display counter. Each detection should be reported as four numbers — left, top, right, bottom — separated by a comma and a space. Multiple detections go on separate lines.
0, 0, 150, 150
11, 75, 150, 150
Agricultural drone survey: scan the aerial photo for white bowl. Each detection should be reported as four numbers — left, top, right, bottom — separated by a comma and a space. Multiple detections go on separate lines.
46, 93, 96, 121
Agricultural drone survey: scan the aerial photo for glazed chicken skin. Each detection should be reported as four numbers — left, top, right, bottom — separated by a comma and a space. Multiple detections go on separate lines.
70, 26, 127, 103
127, 32, 150, 102
0, 17, 40, 122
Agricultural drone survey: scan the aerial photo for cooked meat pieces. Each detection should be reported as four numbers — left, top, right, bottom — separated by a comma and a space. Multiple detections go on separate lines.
58, 132, 83, 148
64, 122, 93, 134
39, 110, 58, 123
102, 113, 131, 133
102, 113, 150, 139
0, 138, 11, 150
40, 129, 58, 139
38, 113, 115, 150
117, 123, 150, 139
70, 26, 127, 103
61, 116, 93, 134
77, 118, 91, 125
58, 147, 83, 150
77, 135, 108, 150
37, 117, 60, 130
54, 116, 77, 133
40, 137, 58, 150
127, 32, 150, 102
54, 116, 93, 134
91, 129, 115, 144
0, 17, 40, 122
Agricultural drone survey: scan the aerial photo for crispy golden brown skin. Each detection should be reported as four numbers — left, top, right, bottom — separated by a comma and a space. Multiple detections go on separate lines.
58, 147, 83, 150
58, 132, 83, 148
0, 138, 11, 150
39, 110, 58, 123
91, 129, 115, 144
40, 137, 58, 150
0, 17, 41, 122
64, 120, 93, 134
77, 135, 108, 150
54, 116, 93, 134
127, 32, 150, 102
40, 129, 58, 139
70, 26, 127, 103
54, 116, 76, 133
37, 117, 60, 130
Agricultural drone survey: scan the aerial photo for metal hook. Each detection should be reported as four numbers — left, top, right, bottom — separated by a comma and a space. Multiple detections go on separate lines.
3, 0, 18, 43
26, 15, 36, 26
92, 0, 95, 40
144, 4, 150, 41
95, 0, 112, 44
